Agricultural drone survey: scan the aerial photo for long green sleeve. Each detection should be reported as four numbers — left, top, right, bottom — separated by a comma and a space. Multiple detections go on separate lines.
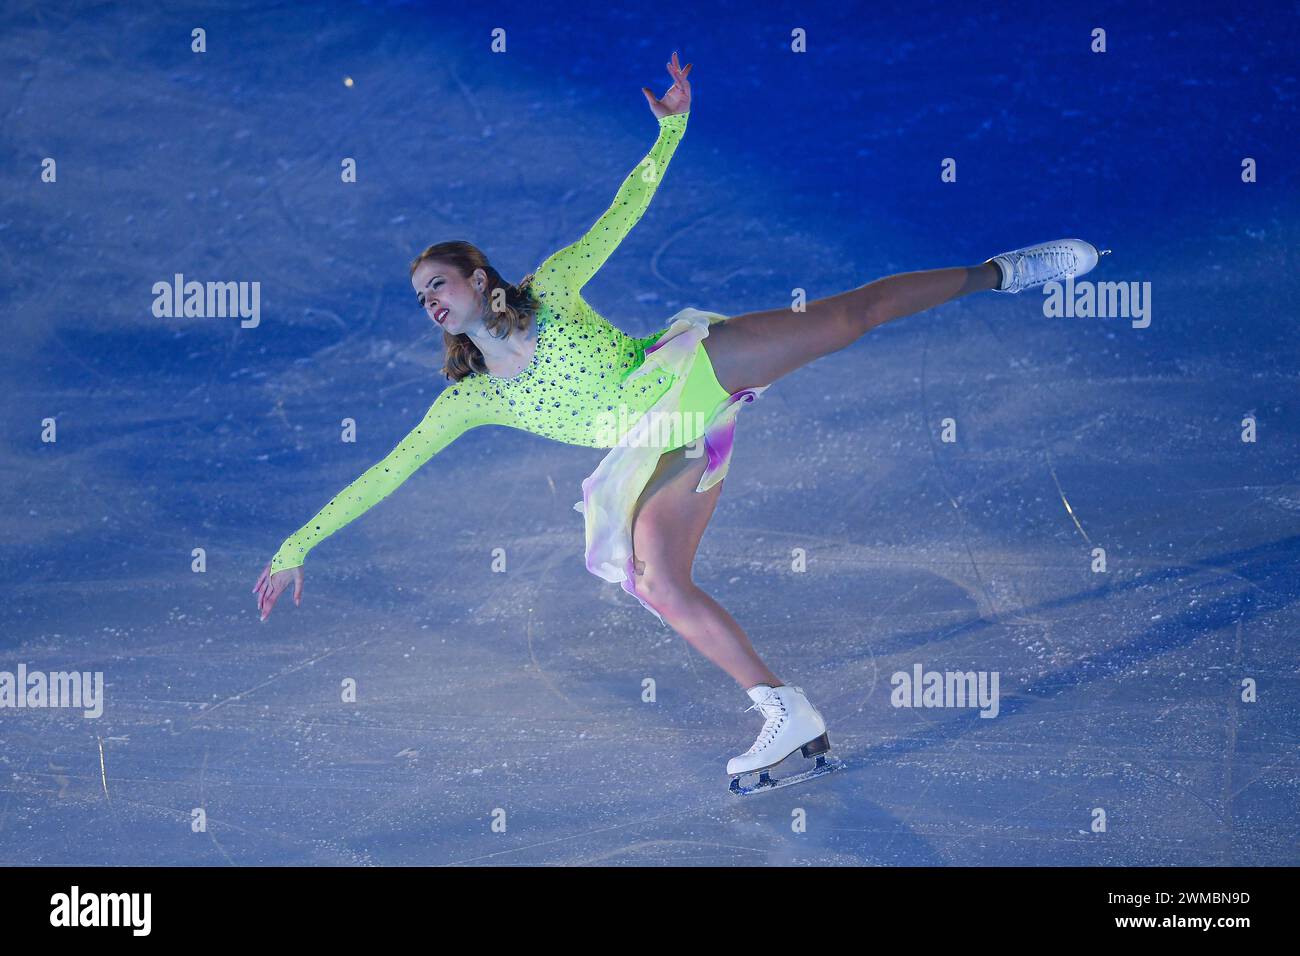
269, 112, 692, 575
534, 111, 688, 300
269, 384, 497, 574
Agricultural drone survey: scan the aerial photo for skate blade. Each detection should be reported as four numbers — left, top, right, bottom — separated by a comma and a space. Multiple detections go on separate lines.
728, 754, 845, 796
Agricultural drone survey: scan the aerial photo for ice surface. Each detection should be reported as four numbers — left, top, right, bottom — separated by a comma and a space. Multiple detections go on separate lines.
1, 0, 1296, 865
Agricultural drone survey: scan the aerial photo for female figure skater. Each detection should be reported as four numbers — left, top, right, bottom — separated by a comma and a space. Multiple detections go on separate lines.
253, 53, 1102, 793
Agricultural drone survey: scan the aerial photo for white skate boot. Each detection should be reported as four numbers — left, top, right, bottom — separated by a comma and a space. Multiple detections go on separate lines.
727, 684, 844, 796
987, 238, 1108, 293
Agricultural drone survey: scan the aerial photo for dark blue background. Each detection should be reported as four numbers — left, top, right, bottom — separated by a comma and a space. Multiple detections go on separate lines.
1, 0, 1296, 866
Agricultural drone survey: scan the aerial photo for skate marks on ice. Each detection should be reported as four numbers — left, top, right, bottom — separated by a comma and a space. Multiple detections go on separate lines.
729, 752, 846, 797
693, 516, 1297, 863
5, 470, 1289, 865
917, 329, 1004, 620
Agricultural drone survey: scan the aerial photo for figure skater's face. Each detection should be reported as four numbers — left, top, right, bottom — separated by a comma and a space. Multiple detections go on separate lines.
412, 259, 486, 335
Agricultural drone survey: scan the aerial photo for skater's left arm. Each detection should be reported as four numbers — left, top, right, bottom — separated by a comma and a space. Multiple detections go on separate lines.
534, 54, 692, 297
264, 383, 499, 579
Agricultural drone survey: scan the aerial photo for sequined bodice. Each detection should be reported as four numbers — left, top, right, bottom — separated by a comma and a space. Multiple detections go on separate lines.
270, 112, 690, 573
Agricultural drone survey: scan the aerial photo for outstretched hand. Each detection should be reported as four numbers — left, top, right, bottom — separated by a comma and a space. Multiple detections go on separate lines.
642, 51, 692, 119
253, 560, 303, 621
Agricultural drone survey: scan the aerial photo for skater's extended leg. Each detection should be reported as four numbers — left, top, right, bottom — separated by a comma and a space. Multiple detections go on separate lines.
629, 445, 780, 689
703, 261, 1001, 393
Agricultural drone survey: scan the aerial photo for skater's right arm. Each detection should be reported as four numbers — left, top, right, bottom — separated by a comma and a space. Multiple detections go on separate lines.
534, 94, 689, 299
256, 383, 496, 617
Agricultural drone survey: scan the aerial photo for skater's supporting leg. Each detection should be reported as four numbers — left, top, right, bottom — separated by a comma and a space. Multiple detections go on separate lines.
703, 261, 1001, 393
630, 445, 781, 689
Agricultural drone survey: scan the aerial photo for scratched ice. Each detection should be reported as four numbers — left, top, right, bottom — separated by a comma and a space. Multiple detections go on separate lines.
1, 0, 1296, 865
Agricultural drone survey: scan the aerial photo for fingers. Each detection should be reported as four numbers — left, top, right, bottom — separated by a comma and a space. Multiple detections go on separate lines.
258, 570, 279, 620
253, 563, 269, 594
256, 567, 304, 619
261, 575, 285, 621
261, 586, 280, 621
665, 53, 692, 93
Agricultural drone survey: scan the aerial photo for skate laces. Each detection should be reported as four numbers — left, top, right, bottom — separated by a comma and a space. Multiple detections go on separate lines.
1018, 246, 1076, 282
744, 690, 788, 752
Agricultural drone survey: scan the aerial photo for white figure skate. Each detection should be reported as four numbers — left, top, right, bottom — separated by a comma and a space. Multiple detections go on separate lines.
727, 684, 844, 796
987, 238, 1109, 293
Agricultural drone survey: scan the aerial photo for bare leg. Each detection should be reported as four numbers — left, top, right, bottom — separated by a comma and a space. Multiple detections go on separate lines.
620, 262, 1001, 686
629, 444, 780, 689
704, 262, 1001, 393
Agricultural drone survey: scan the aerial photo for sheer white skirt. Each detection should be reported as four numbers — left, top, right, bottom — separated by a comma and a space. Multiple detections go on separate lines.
572, 307, 769, 625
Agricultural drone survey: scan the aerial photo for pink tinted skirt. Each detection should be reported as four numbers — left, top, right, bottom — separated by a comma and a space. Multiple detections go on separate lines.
572, 308, 769, 625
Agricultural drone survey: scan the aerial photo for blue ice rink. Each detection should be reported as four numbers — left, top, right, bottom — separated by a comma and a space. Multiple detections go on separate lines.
1, 0, 1297, 865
